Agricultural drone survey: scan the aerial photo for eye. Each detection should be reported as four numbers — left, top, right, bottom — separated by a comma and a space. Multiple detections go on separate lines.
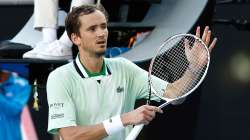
87, 25, 97, 32
89, 27, 96, 32
101, 24, 107, 29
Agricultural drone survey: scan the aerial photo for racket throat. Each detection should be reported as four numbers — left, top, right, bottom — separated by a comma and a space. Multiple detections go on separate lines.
147, 85, 152, 105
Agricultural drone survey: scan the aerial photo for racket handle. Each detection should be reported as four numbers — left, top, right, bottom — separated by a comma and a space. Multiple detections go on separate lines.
125, 124, 144, 140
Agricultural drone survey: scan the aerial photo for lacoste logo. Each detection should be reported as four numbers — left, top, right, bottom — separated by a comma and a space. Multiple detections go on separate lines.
116, 86, 124, 93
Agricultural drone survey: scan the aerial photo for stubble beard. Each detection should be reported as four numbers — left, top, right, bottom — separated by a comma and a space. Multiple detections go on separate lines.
95, 49, 106, 57
95, 43, 107, 57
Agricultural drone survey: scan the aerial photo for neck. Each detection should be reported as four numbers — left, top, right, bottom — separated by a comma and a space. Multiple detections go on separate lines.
79, 52, 104, 73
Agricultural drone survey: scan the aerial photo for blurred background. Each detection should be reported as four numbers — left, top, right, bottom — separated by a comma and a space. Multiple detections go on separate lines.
0, 0, 249, 140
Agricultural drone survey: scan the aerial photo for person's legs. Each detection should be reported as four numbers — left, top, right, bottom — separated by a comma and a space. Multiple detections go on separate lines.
23, 0, 58, 59
33, 0, 58, 30
36, 0, 95, 60
59, 0, 95, 48
35, 0, 58, 42
42, 28, 57, 43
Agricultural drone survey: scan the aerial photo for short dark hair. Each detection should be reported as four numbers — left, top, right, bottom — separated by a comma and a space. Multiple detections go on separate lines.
65, 4, 109, 40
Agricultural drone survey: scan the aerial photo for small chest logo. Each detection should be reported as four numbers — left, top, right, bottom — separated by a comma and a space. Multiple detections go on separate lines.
116, 86, 124, 93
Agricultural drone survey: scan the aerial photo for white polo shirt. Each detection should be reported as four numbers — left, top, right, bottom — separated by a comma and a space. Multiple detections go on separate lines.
47, 56, 166, 140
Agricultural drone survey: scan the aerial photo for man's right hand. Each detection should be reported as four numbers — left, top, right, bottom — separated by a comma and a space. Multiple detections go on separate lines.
121, 105, 163, 126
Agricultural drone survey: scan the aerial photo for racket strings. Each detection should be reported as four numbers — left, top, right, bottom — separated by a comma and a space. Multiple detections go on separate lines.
126, 34, 210, 140
150, 35, 209, 97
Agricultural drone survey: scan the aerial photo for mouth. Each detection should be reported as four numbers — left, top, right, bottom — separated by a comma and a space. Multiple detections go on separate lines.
96, 40, 106, 44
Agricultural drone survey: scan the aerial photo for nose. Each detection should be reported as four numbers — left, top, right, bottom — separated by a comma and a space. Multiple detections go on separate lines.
97, 28, 107, 38
97, 32, 105, 38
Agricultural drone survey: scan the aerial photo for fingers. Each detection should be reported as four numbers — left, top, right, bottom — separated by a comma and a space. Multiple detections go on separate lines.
197, 26, 211, 45
183, 39, 192, 55
140, 106, 161, 125
195, 26, 201, 38
201, 26, 209, 41
208, 38, 217, 53
128, 105, 163, 125
205, 30, 211, 46
142, 110, 155, 125
184, 38, 189, 48
196, 26, 217, 52
145, 105, 163, 114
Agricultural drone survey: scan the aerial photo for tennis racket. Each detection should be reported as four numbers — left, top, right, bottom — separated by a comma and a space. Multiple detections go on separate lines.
126, 33, 210, 140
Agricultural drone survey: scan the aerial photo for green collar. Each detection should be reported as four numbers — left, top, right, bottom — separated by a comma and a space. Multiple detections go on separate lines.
82, 60, 106, 77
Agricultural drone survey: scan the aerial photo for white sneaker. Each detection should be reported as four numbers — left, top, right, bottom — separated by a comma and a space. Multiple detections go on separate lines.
36, 40, 72, 60
22, 41, 50, 59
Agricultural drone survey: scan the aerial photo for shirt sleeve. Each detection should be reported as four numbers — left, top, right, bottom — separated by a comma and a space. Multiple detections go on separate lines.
46, 70, 77, 134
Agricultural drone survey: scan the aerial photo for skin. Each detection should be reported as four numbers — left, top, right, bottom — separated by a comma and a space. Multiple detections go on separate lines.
59, 9, 217, 140
71, 10, 109, 73
164, 26, 217, 99
59, 10, 163, 140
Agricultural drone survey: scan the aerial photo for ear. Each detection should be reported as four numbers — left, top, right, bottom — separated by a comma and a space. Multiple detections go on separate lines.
71, 33, 81, 46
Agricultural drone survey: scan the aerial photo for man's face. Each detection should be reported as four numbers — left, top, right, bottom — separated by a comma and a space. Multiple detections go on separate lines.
73, 10, 108, 57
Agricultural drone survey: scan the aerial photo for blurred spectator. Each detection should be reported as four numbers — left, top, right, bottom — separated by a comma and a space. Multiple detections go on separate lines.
0, 69, 31, 140
23, 0, 95, 60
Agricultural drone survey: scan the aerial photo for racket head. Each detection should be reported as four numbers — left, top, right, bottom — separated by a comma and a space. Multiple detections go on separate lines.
148, 33, 210, 102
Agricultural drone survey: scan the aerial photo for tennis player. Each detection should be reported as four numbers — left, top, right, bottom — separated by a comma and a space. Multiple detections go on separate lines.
46, 4, 217, 140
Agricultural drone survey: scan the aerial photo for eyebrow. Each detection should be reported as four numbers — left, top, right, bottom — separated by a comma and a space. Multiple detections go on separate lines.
87, 22, 107, 30
100, 22, 107, 26
87, 25, 97, 30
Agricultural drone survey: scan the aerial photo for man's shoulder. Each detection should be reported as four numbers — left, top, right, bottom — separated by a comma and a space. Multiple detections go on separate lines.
105, 57, 131, 65
48, 62, 74, 78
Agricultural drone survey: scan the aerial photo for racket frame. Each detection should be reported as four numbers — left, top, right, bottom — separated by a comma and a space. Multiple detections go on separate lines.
148, 33, 210, 106
126, 33, 210, 140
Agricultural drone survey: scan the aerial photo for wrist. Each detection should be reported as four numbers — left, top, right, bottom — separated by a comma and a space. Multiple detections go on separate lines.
103, 115, 125, 136
120, 113, 132, 126
187, 66, 197, 75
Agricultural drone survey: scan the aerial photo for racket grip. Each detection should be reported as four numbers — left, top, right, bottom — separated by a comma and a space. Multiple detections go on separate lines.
125, 124, 144, 140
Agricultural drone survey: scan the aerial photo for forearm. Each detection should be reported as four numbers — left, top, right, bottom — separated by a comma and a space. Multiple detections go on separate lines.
60, 114, 130, 140
164, 69, 195, 98
59, 104, 163, 140
59, 123, 108, 140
